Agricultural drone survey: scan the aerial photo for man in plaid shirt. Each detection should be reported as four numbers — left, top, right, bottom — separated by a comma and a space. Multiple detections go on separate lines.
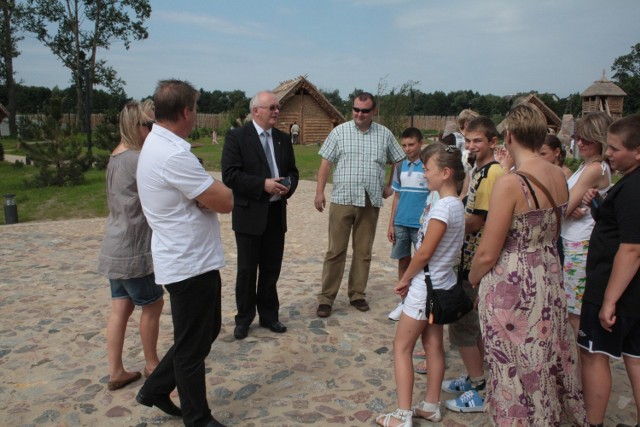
314, 92, 405, 318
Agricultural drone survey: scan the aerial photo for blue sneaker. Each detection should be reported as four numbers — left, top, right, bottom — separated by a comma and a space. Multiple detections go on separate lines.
445, 389, 485, 413
441, 374, 472, 393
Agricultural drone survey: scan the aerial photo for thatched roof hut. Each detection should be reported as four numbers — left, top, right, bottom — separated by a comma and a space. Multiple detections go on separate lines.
497, 93, 562, 134
271, 76, 345, 145
581, 71, 626, 119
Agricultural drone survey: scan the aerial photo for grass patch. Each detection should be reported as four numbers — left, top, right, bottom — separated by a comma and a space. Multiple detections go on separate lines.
1, 136, 396, 223
0, 162, 108, 223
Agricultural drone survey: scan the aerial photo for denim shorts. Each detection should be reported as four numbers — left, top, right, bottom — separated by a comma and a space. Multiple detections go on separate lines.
110, 273, 164, 306
390, 225, 419, 260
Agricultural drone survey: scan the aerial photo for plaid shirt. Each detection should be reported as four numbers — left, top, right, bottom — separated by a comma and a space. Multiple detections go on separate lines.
319, 121, 405, 208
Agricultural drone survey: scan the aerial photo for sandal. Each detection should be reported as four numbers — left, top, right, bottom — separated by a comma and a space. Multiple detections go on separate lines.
412, 349, 426, 359
107, 371, 142, 391
376, 408, 413, 427
414, 360, 427, 374
413, 401, 442, 422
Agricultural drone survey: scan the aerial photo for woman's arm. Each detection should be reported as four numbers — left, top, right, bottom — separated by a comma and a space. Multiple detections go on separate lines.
565, 163, 604, 217
468, 176, 516, 286
394, 219, 447, 298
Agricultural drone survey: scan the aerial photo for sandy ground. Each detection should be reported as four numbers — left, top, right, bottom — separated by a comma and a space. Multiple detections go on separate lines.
0, 174, 636, 426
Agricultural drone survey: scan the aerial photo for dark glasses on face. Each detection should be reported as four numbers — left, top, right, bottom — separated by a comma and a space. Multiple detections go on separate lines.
352, 107, 373, 114
141, 120, 155, 131
573, 134, 597, 146
257, 104, 280, 111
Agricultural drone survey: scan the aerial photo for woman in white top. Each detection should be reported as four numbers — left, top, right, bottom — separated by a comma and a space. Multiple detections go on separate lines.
376, 144, 466, 427
561, 112, 612, 339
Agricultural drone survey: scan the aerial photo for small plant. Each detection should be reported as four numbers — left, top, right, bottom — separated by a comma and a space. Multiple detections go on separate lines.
19, 90, 92, 187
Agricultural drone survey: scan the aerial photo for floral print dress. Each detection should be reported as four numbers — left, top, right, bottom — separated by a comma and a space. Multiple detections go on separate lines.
478, 175, 587, 427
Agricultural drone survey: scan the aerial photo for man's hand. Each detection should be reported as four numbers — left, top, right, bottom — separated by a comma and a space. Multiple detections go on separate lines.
314, 192, 326, 212
383, 184, 393, 199
264, 178, 289, 196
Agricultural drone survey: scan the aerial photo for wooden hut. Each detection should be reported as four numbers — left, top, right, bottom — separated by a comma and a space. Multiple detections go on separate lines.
497, 93, 562, 134
581, 71, 626, 119
271, 76, 345, 145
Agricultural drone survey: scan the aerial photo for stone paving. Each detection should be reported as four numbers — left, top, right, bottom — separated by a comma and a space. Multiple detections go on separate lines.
0, 174, 636, 426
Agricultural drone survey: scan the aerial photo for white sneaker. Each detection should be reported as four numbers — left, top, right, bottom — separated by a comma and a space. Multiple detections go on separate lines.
388, 302, 404, 321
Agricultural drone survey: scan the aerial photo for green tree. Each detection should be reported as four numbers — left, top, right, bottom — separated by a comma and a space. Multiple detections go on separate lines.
23, 0, 151, 128
375, 76, 419, 137
0, 0, 25, 136
319, 88, 346, 116
612, 43, 640, 114
19, 89, 92, 187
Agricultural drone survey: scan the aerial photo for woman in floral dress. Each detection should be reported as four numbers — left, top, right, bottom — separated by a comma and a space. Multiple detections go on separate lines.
469, 104, 587, 426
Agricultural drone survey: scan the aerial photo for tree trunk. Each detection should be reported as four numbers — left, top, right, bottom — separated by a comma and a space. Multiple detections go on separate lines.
1, 0, 17, 135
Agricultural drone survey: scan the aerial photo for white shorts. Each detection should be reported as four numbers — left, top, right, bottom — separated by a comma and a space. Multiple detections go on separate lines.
402, 278, 428, 321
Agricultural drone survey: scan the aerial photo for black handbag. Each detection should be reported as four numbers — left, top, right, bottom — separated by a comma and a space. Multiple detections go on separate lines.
424, 265, 473, 325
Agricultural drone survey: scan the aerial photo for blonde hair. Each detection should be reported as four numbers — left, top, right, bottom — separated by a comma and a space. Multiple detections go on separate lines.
119, 100, 154, 151
504, 103, 547, 151
576, 112, 612, 159
457, 109, 479, 131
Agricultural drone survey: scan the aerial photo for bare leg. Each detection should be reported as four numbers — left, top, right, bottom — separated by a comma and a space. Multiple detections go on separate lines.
140, 297, 164, 374
459, 344, 484, 378
422, 324, 444, 404
581, 348, 611, 425
397, 256, 410, 280
107, 298, 135, 381
568, 313, 582, 378
623, 355, 640, 425
393, 313, 427, 409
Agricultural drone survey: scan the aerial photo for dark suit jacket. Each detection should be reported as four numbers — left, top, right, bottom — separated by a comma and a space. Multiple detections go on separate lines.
221, 122, 299, 235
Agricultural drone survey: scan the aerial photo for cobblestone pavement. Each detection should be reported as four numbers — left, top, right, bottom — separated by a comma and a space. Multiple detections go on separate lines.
0, 175, 636, 426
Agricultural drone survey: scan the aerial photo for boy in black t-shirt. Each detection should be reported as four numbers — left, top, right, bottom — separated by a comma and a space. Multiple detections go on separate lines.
578, 115, 640, 427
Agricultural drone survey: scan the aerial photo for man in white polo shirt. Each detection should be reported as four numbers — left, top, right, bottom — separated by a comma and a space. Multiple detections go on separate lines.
136, 79, 233, 427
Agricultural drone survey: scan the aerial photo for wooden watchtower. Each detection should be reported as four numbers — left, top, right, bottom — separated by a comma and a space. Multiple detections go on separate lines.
581, 72, 626, 119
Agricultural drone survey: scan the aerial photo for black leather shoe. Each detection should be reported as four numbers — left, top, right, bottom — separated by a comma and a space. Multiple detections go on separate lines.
259, 320, 287, 333
205, 417, 227, 426
136, 391, 182, 417
233, 324, 249, 340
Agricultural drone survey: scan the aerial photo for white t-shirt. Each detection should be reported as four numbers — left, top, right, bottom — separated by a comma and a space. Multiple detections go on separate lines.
411, 196, 465, 291
137, 124, 225, 284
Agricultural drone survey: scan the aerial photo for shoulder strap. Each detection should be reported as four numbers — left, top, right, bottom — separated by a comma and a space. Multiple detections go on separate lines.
472, 161, 500, 191
514, 171, 561, 238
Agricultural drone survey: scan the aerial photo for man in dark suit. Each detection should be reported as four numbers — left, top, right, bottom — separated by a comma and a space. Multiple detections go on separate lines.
221, 91, 299, 340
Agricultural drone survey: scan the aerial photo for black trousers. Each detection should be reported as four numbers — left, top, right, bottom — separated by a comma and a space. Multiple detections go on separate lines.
234, 201, 285, 326
139, 270, 221, 427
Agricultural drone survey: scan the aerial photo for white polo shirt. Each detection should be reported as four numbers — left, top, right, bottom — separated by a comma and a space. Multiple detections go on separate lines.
137, 124, 225, 284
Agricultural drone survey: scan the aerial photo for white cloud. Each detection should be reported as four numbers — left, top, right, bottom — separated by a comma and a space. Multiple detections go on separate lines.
154, 11, 262, 37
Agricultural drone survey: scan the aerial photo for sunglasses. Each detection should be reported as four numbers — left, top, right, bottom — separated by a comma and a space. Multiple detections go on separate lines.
352, 107, 373, 114
140, 120, 155, 131
572, 134, 597, 146
445, 145, 459, 153
257, 104, 281, 111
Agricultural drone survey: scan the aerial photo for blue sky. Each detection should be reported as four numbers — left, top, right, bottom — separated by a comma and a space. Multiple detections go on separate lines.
13, 0, 640, 101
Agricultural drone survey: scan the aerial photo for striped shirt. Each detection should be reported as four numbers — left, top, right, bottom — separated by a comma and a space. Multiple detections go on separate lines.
319, 121, 405, 208
413, 196, 465, 290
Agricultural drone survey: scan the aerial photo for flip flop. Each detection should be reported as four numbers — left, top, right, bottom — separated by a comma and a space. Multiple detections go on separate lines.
412, 349, 426, 359
414, 360, 427, 375
107, 371, 142, 391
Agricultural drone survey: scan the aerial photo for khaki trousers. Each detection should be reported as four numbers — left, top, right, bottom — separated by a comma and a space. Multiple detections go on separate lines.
318, 199, 380, 305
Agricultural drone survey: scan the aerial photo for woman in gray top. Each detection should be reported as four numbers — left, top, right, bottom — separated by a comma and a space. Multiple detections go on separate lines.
98, 100, 164, 391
